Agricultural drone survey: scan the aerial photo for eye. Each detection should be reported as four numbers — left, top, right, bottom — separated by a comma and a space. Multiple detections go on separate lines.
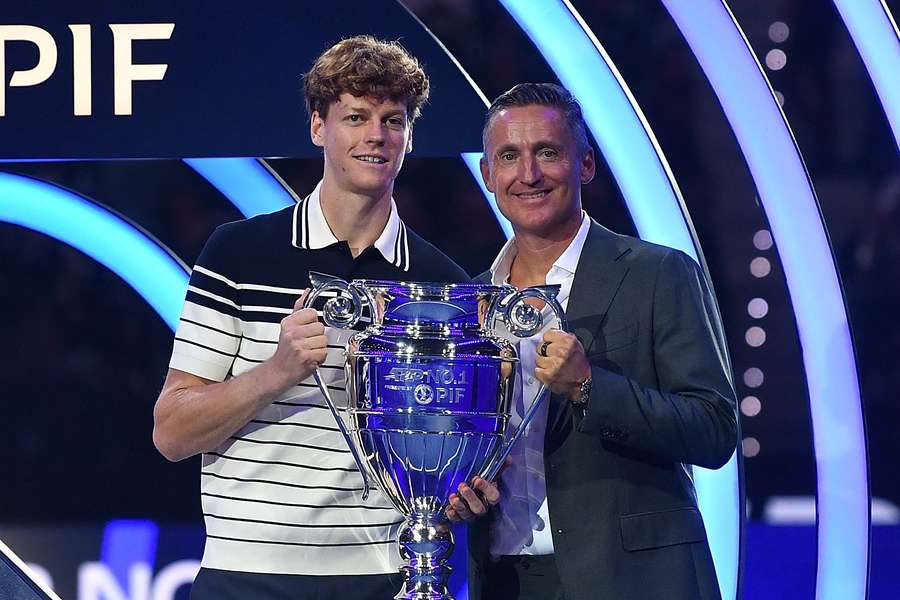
346, 114, 362, 123
538, 148, 559, 159
386, 116, 405, 129
499, 152, 516, 162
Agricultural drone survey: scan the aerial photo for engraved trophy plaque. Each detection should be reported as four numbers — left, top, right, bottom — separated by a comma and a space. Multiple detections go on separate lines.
305, 273, 567, 600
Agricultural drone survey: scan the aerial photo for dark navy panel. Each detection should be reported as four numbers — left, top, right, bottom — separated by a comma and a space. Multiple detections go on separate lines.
0, 0, 485, 159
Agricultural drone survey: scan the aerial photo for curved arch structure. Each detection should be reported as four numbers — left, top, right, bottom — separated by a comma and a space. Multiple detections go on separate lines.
184, 158, 296, 217
660, 1, 869, 598
0, 172, 189, 331
832, 0, 900, 152
0, 173, 186, 597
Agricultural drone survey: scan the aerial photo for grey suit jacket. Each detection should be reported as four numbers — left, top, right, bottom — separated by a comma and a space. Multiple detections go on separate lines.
468, 221, 737, 600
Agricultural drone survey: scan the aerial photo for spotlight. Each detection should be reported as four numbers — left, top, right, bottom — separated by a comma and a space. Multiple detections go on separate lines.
745, 326, 767, 347
743, 367, 764, 388
750, 257, 772, 278
748, 297, 769, 319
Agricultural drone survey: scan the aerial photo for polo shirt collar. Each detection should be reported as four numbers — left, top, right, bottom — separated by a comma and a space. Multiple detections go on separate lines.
291, 180, 410, 271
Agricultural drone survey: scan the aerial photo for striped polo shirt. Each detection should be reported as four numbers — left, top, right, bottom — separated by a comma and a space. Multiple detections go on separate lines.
169, 181, 468, 576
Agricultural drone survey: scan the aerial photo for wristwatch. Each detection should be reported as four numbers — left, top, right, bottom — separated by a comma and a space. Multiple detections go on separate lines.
572, 375, 592, 407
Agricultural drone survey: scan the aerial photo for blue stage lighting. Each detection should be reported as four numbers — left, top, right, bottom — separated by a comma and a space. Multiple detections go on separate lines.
832, 0, 900, 152
184, 158, 296, 217
101, 520, 160, 590
661, 2, 869, 598
0, 172, 188, 331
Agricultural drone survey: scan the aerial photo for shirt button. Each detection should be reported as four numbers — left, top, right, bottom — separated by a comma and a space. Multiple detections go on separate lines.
527, 376, 535, 385
556, 528, 564, 534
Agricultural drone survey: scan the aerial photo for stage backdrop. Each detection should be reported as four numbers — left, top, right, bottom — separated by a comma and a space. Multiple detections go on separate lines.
0, 0, 486, 158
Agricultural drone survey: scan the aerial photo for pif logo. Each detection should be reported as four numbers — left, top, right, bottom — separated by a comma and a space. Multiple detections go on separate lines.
413, 383, 434, 405
383, 366, 468, 406
0, 23, 174, 117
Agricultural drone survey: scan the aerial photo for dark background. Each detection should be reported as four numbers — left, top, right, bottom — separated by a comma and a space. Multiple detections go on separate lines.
1, 0, 898, 596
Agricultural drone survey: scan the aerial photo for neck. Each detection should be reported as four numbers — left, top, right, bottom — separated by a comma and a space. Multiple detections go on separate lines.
508, 213, 583, 288
319, 177, 392, 256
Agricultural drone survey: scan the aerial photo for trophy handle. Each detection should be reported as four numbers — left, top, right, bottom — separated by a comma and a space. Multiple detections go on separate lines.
481, 285, 568, 481
304, 272, 374, 500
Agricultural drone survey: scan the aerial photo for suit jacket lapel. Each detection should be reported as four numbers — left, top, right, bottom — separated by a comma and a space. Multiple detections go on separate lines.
545, 221, 632, 448
566, 220, 633, 354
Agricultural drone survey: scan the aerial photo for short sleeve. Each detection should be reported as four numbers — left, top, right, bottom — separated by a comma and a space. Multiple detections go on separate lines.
168, 226, 242, 381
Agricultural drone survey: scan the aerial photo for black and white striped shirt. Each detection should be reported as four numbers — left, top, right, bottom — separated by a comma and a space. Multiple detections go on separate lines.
169, 182, 468, 576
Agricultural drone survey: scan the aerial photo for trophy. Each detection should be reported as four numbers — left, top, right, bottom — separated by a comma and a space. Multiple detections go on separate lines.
305, 272, 567, 600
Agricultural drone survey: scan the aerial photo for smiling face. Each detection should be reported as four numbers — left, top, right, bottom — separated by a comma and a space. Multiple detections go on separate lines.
481, 104, 595, 239
311, 93, 413, 199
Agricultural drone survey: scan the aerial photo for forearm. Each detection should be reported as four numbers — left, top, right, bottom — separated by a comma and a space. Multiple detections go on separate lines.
153, 363, 292, 462
579, 364, 737, 469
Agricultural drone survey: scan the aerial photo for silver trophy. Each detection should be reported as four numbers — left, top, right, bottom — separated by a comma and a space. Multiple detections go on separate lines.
304, 272, 567, 600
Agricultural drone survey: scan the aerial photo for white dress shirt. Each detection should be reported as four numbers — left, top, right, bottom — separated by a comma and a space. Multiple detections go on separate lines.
488, 212, 591, 557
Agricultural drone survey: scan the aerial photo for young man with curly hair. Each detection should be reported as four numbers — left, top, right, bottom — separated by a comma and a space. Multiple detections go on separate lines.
153, 36, 471, 599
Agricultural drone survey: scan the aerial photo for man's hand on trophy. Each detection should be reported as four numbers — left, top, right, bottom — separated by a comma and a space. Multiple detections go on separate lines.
535, 329, 592, 403
446, 476, 501, 523
266, 291, 328, 388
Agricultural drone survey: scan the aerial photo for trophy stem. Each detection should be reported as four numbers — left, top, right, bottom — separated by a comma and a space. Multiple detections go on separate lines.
396, 498, 455, 600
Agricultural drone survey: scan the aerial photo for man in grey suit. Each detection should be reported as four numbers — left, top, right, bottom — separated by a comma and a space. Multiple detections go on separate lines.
458, 83, 738, 600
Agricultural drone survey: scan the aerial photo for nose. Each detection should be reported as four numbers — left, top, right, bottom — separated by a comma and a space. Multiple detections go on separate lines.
518, 154, 542, 186
365, 120, 387, 145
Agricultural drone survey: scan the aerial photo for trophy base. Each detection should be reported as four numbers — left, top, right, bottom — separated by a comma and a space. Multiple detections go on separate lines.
395, 500, 455, 600
396, 591, 454, 600
395, 575, 454, 600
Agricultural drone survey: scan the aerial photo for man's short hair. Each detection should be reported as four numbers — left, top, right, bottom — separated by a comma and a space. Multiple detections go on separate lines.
483, 83, 590, 154
303, 35, 430, 123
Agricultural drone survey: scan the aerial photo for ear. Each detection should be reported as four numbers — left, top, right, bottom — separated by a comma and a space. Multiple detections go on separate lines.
405, 125, 414, 154
580, 147, 596, 184
310, 111, 326, 148
480, 156, 495, 193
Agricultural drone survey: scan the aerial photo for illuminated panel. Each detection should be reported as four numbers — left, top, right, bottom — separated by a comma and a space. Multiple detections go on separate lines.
497, 2, 740, 598
660, 2, 869, 598
184, 158, 296, 217
0, 172, 188, 330
832, 0, 900, 151
100, 520, 159, 590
